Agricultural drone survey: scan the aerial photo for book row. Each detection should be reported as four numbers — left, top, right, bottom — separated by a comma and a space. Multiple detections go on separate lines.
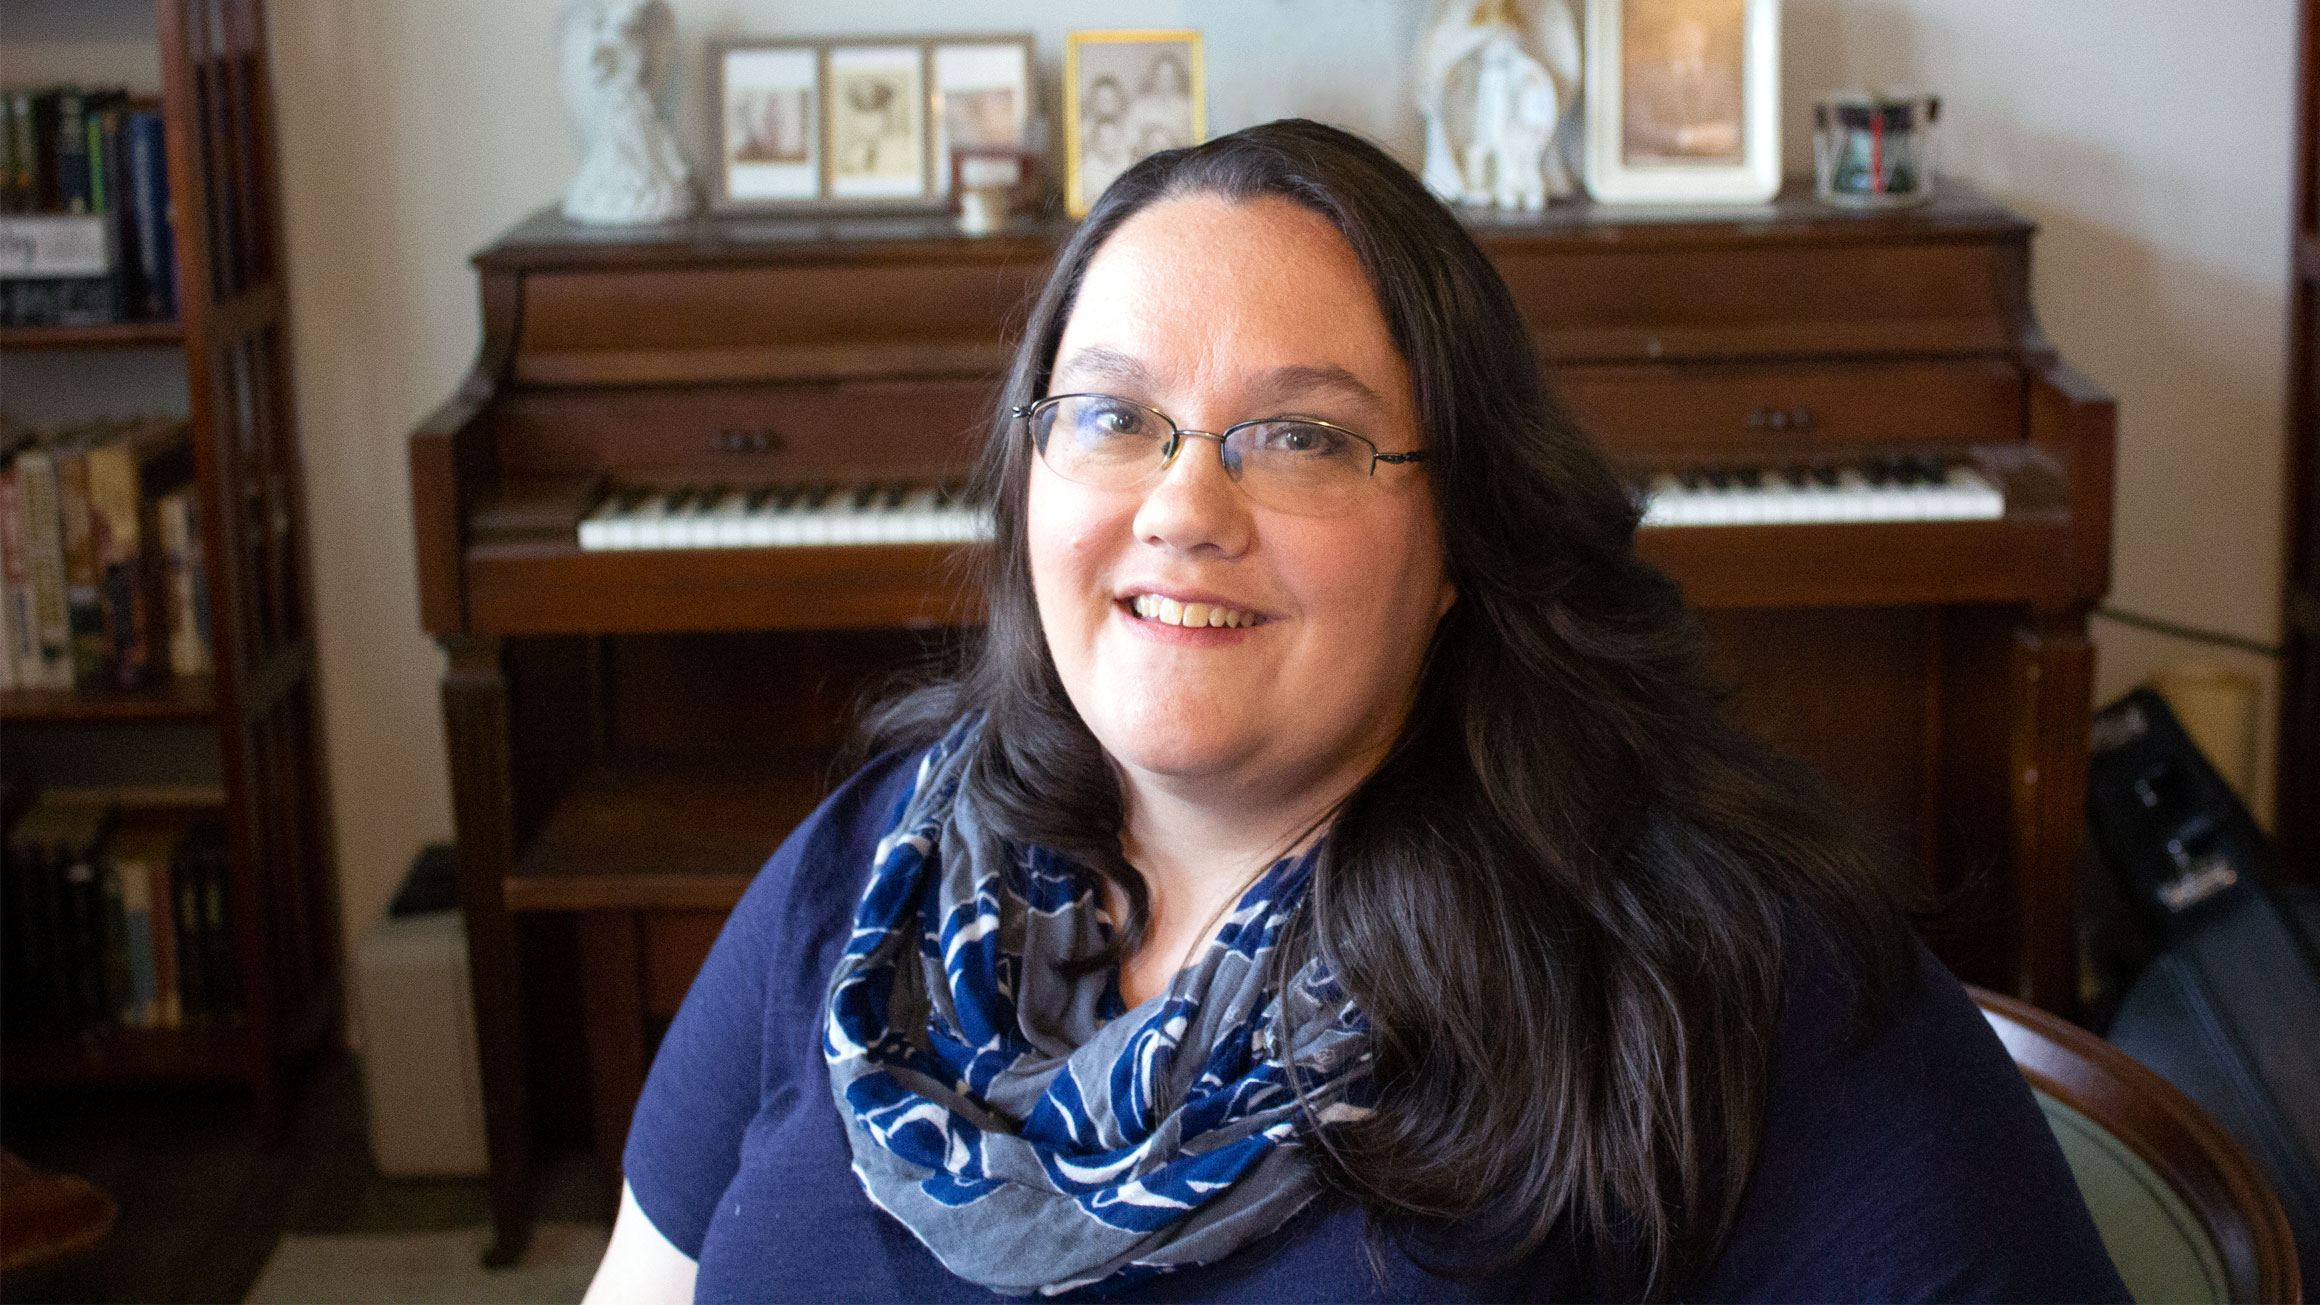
0, 416, 212, 693
3, 791, 240, 1038
1, 86, 178, 326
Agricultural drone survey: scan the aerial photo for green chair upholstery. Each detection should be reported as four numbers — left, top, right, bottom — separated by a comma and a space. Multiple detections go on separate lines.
1973, 985, 2301, 1304
2038, 1089, 2230, 1304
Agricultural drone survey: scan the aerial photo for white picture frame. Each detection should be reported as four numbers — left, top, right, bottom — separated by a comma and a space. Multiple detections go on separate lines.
717, 44, 822, 207
931, 36, 1035, 198
1582, 0, 1781, 204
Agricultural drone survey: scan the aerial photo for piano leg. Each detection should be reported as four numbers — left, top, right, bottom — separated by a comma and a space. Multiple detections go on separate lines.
441, 635, 535, 1267
577, 911, 649, 1214
2009, 612, 2097, 1015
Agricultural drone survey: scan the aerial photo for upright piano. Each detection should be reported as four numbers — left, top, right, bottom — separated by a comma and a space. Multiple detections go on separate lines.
409, 184, 2114, 1261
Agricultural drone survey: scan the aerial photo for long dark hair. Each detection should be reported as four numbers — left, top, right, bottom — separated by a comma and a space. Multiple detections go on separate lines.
869, 119, 1914, 1297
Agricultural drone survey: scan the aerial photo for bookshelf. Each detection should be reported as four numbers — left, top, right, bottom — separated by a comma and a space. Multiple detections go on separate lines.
1, 0, 339, 1136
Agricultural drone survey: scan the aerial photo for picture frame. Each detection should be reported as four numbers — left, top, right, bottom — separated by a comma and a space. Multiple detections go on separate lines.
713, 34, 1034, 214
1582, 0, 1781, 204
930, 35, 1036, 199
1063, 29, 1205, 218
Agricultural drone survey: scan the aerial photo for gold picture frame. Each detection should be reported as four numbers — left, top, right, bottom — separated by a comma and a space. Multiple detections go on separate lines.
1063, 29, 1205, 218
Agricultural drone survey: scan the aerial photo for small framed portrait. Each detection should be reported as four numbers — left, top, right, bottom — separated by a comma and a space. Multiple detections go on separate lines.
1064, 30, 1205, 218
931, 36, 1035, 198
826, 43, 930, 202
1582, 0, 1780, 204
715, 41, 821, 207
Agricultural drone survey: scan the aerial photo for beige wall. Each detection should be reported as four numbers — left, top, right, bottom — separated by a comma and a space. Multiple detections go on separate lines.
263, 0, 2295, 1035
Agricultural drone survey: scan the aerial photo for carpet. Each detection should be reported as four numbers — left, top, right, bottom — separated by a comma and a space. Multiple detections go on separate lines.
243, 1222, 609, 1304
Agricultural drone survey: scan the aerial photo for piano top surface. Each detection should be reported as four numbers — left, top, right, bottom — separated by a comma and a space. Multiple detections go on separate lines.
474, 179, 2033, 272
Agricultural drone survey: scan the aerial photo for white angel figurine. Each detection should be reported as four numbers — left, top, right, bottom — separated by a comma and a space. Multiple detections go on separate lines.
1418, 0, 1583, 209
559, 0, 696, 225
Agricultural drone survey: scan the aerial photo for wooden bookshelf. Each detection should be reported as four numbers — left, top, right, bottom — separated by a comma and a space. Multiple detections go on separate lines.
0, 1023, 251, 1086
0, 320, 185, 351
2, 0, 340, 1138
0, 674, 215, 724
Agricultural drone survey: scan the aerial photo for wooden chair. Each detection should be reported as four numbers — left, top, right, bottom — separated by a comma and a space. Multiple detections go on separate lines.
1973, 986, 2303, 1303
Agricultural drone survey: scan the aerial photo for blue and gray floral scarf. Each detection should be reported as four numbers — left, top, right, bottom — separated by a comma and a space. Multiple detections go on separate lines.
824, 720, 1373, 1297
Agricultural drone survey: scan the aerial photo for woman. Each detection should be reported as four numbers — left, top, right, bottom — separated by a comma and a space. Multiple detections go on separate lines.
589, 121, 2127, 1302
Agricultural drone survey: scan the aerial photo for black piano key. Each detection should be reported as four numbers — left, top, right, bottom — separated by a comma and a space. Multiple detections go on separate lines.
1735, 466, 1763, 489
1861, 458, 1893, 487
803, 483, 833, 509
879, 482, 908, 508
744, 485, 776, 510
1702, 466, 1732, 490
1784, 464, 1812, 488
1678, 467, 1706, 490
1812, 464, 1841, 487
850, 483, 878, 509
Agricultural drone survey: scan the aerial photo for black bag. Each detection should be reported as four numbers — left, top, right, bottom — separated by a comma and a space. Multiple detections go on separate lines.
2087, 688, 2320, 1275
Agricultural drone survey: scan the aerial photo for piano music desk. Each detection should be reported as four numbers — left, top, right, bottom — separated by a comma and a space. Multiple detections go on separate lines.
412, 187, 2115, 1262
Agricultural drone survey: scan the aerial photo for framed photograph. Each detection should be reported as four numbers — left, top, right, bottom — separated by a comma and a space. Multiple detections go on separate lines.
826, 43, 929, 202
931, 36, 1035, 198
1582, 0, 1780, 204
1064, 30, 1205, 218
717, 42, 822, 206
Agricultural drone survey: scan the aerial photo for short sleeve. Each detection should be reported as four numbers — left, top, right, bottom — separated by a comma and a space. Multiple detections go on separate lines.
622, 749, 920, 1258
1699, 940, 2131, 1302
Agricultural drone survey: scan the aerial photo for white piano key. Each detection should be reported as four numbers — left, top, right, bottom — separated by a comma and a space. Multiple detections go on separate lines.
1639, 462, 2007, 528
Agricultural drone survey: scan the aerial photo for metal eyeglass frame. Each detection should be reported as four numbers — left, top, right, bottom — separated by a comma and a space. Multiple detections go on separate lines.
1012, 393, 1429, 481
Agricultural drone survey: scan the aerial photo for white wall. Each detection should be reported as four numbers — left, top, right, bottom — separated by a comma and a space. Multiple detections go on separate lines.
263, 0, 2295, 1020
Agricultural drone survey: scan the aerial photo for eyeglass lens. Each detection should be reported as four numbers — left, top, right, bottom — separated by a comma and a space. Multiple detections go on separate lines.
1028, 394, 1385, 515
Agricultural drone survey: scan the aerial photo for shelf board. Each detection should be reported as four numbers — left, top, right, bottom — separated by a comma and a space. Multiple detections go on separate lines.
0, 674, 215, 724
506, 755, 835, 911
0, 319, 185, 350
2, 1022, 252, 1087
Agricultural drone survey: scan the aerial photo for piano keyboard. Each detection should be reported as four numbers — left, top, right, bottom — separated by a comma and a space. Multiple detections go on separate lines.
1639, 456, 2004, 528
578, 482, 993, 551
575, 458, 2003, 551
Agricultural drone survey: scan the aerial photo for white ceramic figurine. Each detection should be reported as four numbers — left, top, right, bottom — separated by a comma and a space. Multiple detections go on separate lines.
1418, 0, 1583, 209
558, 0, 696, 225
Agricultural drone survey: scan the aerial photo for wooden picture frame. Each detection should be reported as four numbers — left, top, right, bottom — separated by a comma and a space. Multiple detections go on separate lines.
1063, 29, 1205, 218
715, 36, 1031, 214
1582, 0, 1780, 204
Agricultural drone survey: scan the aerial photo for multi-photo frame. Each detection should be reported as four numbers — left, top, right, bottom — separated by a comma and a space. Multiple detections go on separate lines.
712, 33, 1036, 214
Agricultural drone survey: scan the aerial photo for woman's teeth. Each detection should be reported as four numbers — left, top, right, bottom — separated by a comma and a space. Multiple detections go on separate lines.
1130, 594, 1259, 629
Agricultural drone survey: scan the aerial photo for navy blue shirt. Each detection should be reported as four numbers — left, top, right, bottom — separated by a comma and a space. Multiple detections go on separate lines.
626, 749, 2129, 1301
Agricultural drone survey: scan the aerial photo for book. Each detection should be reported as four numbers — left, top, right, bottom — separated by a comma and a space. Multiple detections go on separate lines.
50, 435, 111, 687
26, 91, 60, 214
53, 90, 90, 215
92, 102, 136, 320
85, 418, 191, 687
124, 111, 173, 320
3, 93, 26, 213
5, 792, 115, 1033
110, 824, 184, 1028
157, 487, 211, 676
0, 458, 41, 685
11, 445, 77, 689
171, 823, 234, 1020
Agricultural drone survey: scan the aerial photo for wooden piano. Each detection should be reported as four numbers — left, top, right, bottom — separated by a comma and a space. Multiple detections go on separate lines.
409, 183, 2114, 1262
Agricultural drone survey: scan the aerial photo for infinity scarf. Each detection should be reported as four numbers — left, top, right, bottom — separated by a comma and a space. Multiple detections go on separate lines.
824, 721, 1373, 1297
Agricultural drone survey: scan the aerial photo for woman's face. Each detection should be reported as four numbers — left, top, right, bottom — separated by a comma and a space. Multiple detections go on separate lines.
1028, 194, 1455, 814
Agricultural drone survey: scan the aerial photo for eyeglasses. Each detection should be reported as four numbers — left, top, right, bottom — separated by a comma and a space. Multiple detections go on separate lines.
1014, 393, 1428, 517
